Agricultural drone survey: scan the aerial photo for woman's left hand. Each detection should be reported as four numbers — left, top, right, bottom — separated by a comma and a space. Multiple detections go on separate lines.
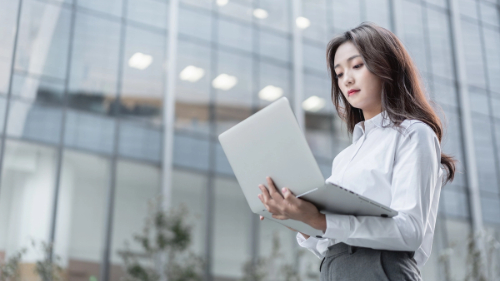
258, 177, 326, 231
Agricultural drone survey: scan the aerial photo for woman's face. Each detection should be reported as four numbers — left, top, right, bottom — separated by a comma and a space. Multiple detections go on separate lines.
333, 41, 383, 118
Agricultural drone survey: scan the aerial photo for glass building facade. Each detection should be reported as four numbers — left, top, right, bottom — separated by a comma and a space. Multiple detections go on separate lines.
0, 0, 499, 280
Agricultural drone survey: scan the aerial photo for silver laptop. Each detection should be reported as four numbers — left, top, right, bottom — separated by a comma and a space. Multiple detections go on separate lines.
218, 97, 398, 237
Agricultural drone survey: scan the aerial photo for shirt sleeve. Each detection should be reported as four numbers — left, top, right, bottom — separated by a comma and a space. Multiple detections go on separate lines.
321, 122, 441, 251
295, 233, 324, 259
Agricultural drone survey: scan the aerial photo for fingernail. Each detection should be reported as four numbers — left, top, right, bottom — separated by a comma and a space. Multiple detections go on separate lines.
282, 187, 286, 193
258, 194, 261, 198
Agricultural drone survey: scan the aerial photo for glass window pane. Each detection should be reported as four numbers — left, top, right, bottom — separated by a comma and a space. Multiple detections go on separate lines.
69, 12, 121, 114
442, 189, 470, 218
173, 134, 210, 171
469, 87, 490, 115
306, 113, 334, 160
425, 0, 447, 8
472, 115, 499, 194
121, 26, 166, 122
479, 1, 499, 27
303, 43, 326, 73
78, 0, 123, 17
459, 0, 479, 19
215, 51, 252, 135
258, 62, 292, 108
331, 0, 361, 31
0, 0, 20, 93
215, 141, 233, 175
217, 18, 252, 53
11, 73, 65, 104
176, 40, 211, 134
0, 96, 6, 133
7, 100, 62, 145
127, 0, 168, 29
461, 20, 487, 89
441, 109, 467, 188
217, 1, 252, 22
445, 219, 471, 280
364, 0, 391, 30
54, 150, 110, 280
179, 7, 212, 42
303, 0, 327, 43
64, 109, 115, 155
481, 196, 500, 224
213, 176, 251, 279
258, 30, 291, 63
401, 0, 428, 74
171, 169, 207, 257
482, 26, 500, 95
257, 0, 290, 33
15, 0, 71, 80
433, 77, 458, 108
0, 140, 57, 279
181, 0, 212, 11
110, 159, 161, 279
118, 120, 162, 163
427, 7, 455, 80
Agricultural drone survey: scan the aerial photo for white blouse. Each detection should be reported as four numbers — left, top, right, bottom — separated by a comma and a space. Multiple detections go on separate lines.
296, 110, 444, 269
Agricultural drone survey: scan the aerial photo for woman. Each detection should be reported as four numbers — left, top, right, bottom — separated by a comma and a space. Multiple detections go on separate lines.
257, 22, 456, 280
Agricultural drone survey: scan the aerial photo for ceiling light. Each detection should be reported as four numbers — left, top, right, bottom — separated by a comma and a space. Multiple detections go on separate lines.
128, 52, 153, 70
253, 9, 268, 19
217, 0, 228, 6
258, 85, 283, 101
179, 65, 205, 82
302, 96, 325, 112
212, 74, 237, 90
296, 17, 311, 29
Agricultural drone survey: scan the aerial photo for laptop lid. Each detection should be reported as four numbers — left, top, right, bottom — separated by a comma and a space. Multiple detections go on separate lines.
218, 97, 325, 214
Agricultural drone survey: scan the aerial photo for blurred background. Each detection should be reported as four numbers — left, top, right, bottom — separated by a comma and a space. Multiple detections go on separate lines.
0, 0, 499, 280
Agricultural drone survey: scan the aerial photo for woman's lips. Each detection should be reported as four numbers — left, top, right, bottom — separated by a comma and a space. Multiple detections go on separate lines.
348, 90, 360, 96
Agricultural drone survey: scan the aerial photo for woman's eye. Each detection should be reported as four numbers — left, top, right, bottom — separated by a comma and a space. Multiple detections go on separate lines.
335, 64, 363, 78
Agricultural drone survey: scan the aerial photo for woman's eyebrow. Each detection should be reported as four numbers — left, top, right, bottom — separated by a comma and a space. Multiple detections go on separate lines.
334, 54, 361, 69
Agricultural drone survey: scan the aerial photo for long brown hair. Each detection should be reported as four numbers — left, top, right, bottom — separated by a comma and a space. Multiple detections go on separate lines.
326, 22, 456, 184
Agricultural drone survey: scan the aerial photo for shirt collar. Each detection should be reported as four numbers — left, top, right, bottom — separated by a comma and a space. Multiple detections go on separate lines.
352, 110, 392, 143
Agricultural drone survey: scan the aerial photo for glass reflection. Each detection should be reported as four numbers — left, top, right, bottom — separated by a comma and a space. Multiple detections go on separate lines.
69, 12, 120, 114
15, 0, 71, 80
0, 140, 56, 280
111, 159, 161, 281
127, 0, 168, 29
121, 25, 165, 122
0, 0, 20, 94
7, 100, 62, 145
54, 149, 110, 281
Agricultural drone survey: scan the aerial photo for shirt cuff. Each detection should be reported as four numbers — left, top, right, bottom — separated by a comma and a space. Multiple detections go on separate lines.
322, 213, 352, 240
296, 232, 320, 248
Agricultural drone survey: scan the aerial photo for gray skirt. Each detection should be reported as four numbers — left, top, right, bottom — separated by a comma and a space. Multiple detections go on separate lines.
319, 243, 422, 281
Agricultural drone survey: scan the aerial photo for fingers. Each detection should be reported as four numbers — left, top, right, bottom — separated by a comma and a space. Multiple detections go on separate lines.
266, 177, 283, 200
282, 187, 298, 202
260, 215, 264, 221
258, 185, 271, 202
272, 214, 288, 220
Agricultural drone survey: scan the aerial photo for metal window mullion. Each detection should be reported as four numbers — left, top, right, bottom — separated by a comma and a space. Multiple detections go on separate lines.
100, 1, 128, 280
48, 0, 78, 262
249, 0, 260, 269
291, 0, 304, 271
447, 0, 486, 266
421, 1, 436, 101
162, 0, 180, 212
475, 1, 500, 197
204, 2, 218, 281
0, 0, 23, 194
